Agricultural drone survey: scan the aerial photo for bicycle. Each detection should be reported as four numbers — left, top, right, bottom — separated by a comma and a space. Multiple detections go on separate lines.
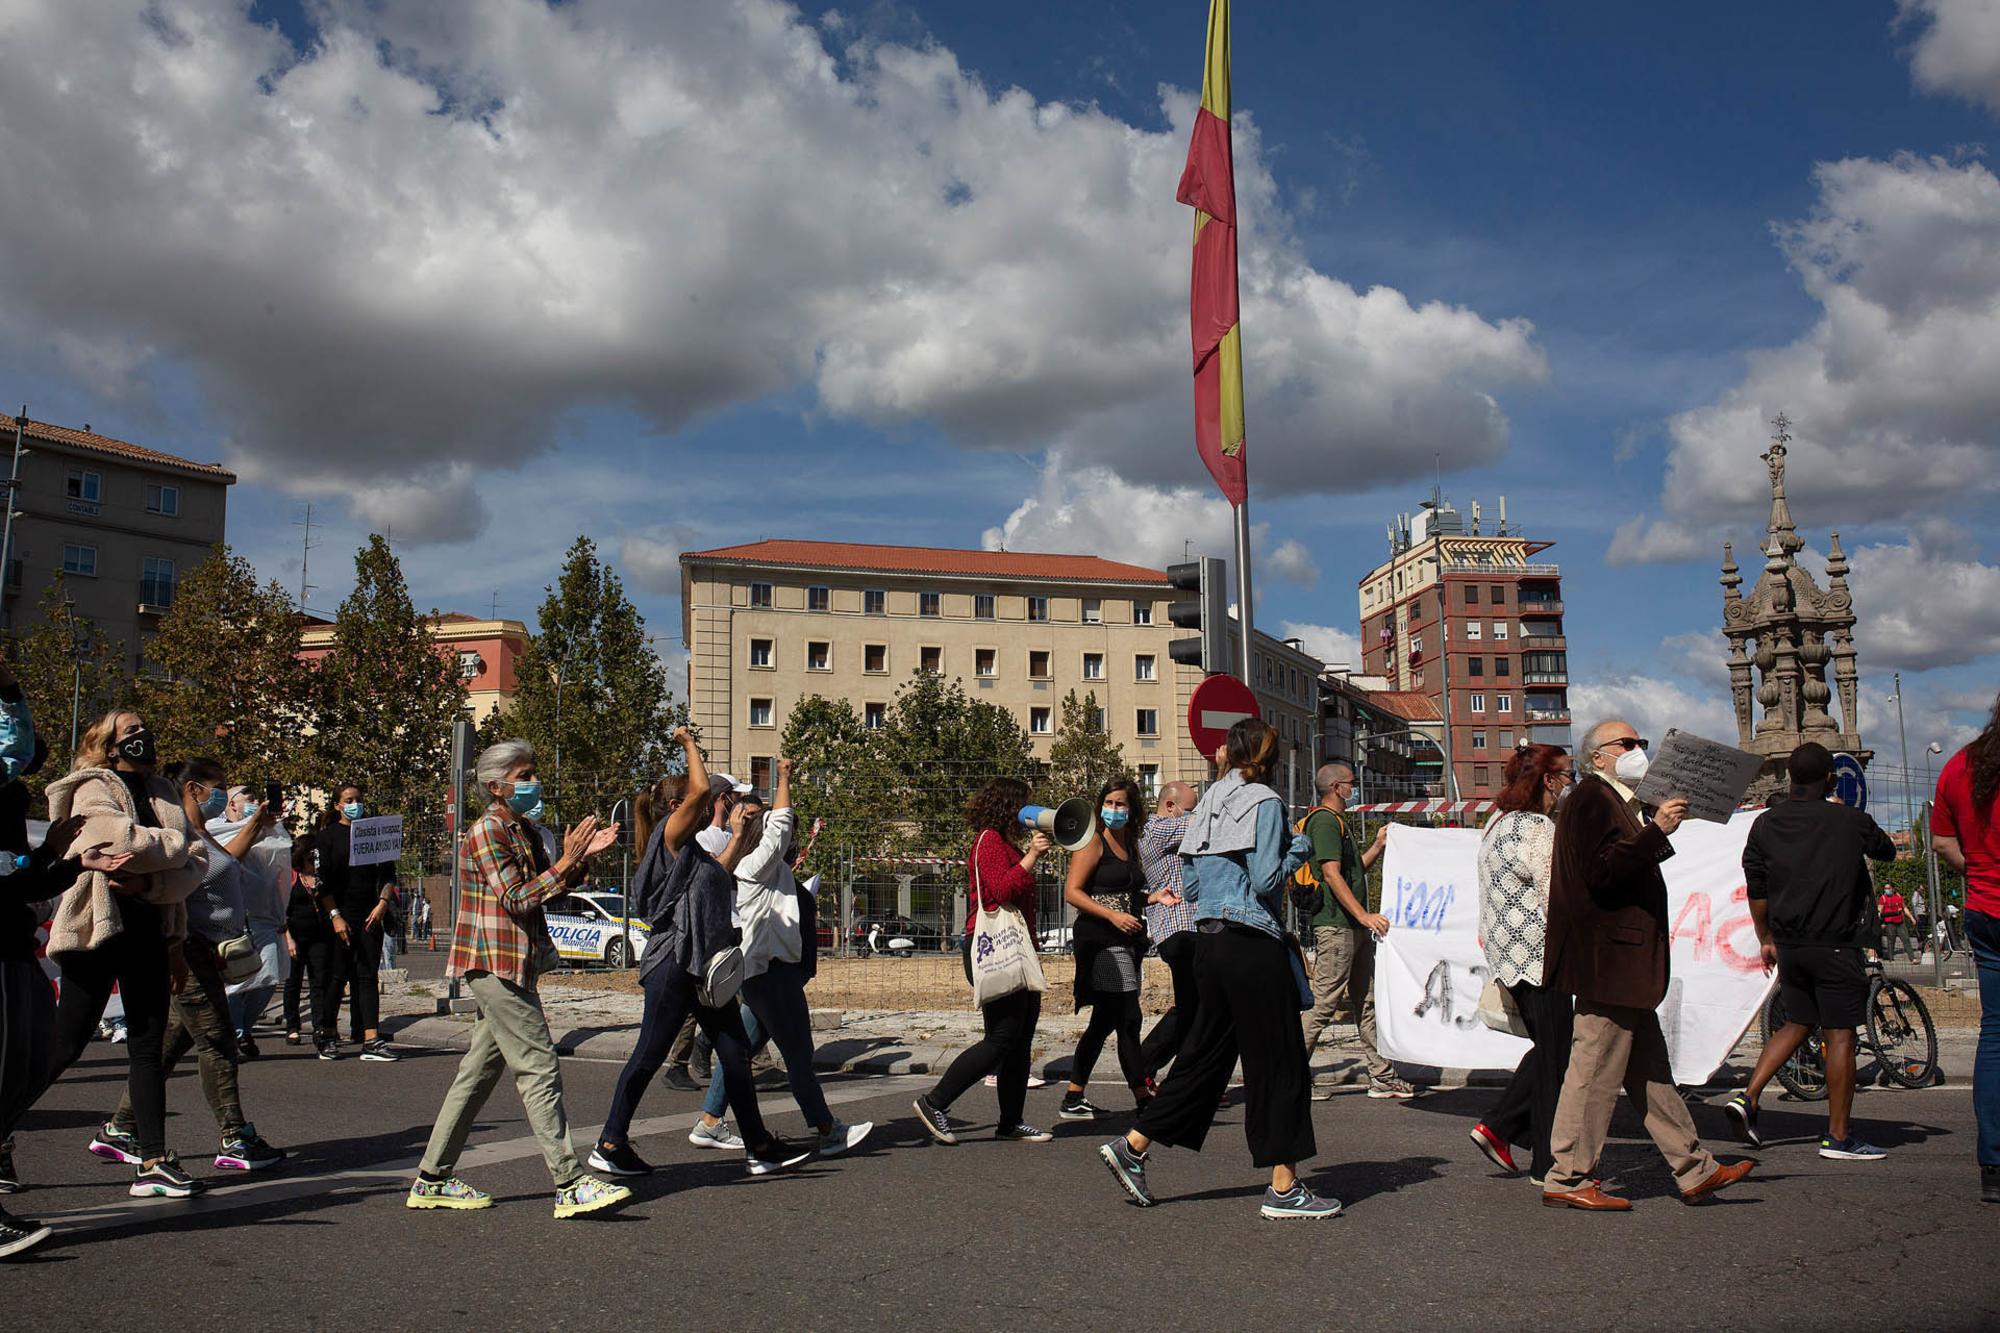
1931, 906, 1964, 963
1761, 954, 1938, 1101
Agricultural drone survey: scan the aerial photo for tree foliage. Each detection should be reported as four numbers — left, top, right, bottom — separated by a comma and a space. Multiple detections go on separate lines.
1, 574, 127, 792
1043, 688, 1127, 805
780, 693, 885, 869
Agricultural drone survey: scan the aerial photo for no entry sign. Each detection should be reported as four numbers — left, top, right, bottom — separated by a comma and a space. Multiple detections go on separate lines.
1188, 673, 1260, 755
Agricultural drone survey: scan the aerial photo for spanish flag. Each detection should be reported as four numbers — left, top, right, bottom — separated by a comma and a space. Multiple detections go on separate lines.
1178, 0, 1245, 507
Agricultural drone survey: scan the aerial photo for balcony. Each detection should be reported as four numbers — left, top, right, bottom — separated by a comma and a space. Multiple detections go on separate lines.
1525, 707, 1570, 723
1443, 559, 1562, 576
1517, 599, 1563, 615
1521, 634, 1566, 649
1523, 671, 1568, 685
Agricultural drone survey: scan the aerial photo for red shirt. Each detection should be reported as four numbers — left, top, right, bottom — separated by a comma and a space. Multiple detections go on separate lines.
1932, 748, 2000, 918
1877, 890, 1906, 924
964, 829, 1037, 937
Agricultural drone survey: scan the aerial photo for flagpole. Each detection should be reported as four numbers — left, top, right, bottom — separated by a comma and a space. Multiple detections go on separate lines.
1233, 497, 1254, 682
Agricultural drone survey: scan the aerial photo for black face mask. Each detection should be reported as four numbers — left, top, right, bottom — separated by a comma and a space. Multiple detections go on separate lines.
117, 729, 158, 768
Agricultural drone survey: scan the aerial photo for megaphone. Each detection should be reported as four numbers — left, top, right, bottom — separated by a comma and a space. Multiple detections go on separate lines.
1018, 799, 1098, 852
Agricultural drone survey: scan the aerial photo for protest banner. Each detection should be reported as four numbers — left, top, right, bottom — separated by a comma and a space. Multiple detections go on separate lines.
349, 814, 405, 868
1631, 728, 1766, 823
1373, 814, 1773, 1085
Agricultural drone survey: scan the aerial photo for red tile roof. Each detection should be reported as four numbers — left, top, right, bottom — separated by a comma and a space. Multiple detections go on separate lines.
1365, 690, 1444, 722
11, 413, 236, 481
681, 539, 1171, 584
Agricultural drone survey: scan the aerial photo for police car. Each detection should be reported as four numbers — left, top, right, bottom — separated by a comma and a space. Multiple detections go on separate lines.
543, 891, 648, 969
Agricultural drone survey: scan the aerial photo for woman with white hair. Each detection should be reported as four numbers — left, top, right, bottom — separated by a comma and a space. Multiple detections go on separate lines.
406, 738, 631, 1220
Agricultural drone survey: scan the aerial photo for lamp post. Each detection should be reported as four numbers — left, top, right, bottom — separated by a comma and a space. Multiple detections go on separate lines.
1924, 740, 1945, 987
63, 593, 84, 754
1888, 672, 1915, 838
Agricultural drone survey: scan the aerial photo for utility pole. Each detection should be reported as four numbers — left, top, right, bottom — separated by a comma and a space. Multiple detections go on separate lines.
1891, 672, 1914, 836
293, 501, 320, 613
2, 406, 28, 633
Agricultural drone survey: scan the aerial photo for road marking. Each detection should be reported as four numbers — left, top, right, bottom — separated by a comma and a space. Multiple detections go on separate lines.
40, 1071, 930, 1235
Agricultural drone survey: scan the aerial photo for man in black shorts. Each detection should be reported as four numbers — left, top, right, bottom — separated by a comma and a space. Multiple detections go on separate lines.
1727, 742, 1897, 1160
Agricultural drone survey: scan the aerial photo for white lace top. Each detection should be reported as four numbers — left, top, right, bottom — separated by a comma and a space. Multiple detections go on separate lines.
1477, 809, 1555, 987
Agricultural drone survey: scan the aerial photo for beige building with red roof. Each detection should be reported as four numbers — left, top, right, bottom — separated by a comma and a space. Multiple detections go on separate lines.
679, 539, 1326, 807
2, 411, 236, 674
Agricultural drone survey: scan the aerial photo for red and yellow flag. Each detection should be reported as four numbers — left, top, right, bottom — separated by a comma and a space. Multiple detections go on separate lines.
1178, 0, 1245, 507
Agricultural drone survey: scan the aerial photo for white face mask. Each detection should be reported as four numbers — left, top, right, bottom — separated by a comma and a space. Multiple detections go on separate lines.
1613, 746, 1650, 784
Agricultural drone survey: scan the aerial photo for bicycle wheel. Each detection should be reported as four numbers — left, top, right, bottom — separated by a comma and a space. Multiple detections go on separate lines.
1761, 989, 1827, 1102
1867, 978, 1938, 1089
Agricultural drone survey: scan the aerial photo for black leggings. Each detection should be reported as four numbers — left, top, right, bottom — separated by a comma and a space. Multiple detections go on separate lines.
1139, 930, 1199, 1077
600, 957, 767, 1151
1135, 925, 1314, 1169
43, 901, 173, 1159
335, 928, 382, 1038
0, 959, 56, 1143
1070, 991, 1144, 1091
931, 935, 1043, 1127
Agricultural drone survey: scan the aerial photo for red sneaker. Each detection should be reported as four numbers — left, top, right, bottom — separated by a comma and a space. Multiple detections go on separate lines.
1469, 1123, 1518, 1174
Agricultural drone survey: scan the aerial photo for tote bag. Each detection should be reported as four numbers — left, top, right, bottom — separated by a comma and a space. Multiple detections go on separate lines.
968, 831, 1047, 1007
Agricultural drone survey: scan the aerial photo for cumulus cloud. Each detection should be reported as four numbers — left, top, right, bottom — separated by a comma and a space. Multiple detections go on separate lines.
619, 526, 700, 596
346, 463, 489, 545
1899, 0, 2000, 112
1614, 152, 2000, 560
1266, 539, 1320, 587
0, 0, 1546, 541
1566, 673, 1739, 753
1279, 620, 1362, 670
1847, 525, 2000, 671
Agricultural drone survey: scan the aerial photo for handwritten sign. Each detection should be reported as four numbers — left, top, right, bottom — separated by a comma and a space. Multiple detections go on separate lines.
1631, 728, 1766, 823
349, 814, 404, 868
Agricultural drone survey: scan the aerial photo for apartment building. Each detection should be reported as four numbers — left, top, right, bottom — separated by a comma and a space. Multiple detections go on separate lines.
298, 613, 530, 722
1357, 494, 1570, 799
1319, 673, 1446, 802
1, 413, 235, 673
678, 540, 1322, 804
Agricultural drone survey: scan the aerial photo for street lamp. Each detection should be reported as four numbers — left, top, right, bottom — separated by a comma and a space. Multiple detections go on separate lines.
63, 593, 85, 754
1887, 673, 1915, 838
1354, 722, 1449, 808
1924, 740, 1945, 985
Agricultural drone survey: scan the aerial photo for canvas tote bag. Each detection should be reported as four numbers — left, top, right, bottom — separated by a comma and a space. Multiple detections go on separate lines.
968, 830, 1047, 1007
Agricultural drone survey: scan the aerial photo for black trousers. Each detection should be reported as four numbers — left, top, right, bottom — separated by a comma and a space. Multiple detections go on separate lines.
1479, 979, 1575, 1180
1071, 991, 1144, 1091
931, 988, 1042, 1126
1138, 930, 1199, 1077
332, 927, 382, 1039
42, 900, 173, 1159
600, 957, 767, 1150
1134, 925, 1314, 1169
0, 958, 55, 1144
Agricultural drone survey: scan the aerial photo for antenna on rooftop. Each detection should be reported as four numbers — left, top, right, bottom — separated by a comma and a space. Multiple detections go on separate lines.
293, 501, 320, 614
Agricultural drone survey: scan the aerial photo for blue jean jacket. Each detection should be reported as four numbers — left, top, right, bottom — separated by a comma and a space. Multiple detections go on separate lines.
1180, 797, 1312, 939
0, 696, 35, 784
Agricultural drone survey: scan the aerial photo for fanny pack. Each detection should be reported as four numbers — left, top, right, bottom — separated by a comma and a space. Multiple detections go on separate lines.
215, 930, 263, 984
695, 945, 745, 1010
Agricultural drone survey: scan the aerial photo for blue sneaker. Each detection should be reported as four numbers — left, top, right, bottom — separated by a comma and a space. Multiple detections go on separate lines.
1099, 1137, 1154, 1207
1260, 1183, 1343, 1219
1819, 1135, 1887, 1161
1723, 1092, 1763, 1148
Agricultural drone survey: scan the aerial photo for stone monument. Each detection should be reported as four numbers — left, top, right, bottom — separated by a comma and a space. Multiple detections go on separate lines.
1719, 414, 1870, 801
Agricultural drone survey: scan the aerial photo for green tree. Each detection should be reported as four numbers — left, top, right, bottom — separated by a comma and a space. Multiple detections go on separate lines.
780, 693, 886, 869
1, 574, 128, 791
497, 537, 686, 824
311, 535, 468, 869
875, 668, 1038, 857
1043, 688, 1127, 804
136, 545, 314, 795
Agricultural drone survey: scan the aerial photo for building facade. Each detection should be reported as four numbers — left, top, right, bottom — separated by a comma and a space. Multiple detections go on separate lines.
1319, 673, 1446, 803
1357, 494, 1569, 799
298, 613, 529, 722
678, 540, 1322, 805
1, 413, 235, 673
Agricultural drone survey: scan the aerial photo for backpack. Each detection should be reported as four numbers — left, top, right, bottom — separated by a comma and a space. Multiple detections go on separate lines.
1289, 810, 1342, 917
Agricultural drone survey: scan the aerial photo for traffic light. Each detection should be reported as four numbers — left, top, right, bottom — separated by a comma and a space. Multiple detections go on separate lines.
1166, 555, 1228, 675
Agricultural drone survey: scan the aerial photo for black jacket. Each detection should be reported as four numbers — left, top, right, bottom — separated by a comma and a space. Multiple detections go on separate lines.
1745, 796, 1896, 947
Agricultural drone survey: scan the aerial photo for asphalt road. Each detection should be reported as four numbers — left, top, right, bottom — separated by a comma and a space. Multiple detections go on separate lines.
6, 1031, 1996, 1332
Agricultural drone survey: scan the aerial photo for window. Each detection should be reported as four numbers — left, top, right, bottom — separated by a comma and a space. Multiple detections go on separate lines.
1030, 706, 1052, 734
1082, 598, 1102, 624
1474, 765, 1492, 788
865, 702, 886, 731
66, 469, 102, 502
457, 650, 483, 680
976, 648, 997, 677
803, 585, 828, 612
749, 582, 773, 608
1490, 585, 1507, 605
864, 643, 887, 673
806, 641, 831, 671
919, 591, 941, 618
61, 544, 98, 577
1469, 693, 1486, 714
749, 757, 774, 800
920, 645, 942, 673
1027, 596, 1049, 623
1137, 764, 1159, 799
1028, 650, 1051, 678
1134, 653, 1156, 681
1136, 708, 1159, 736
1499, 730, 1516, 749
1495, 657, 1511, 678
1497, 694, 1513, 713
140, 557, 176, 607
1467, 657, 1485, 678
749, 638, 774, 668
1082, 652, 1105, 680
145, 483, 180, 516
1466, 621, 1482, 641
1464, 584, 1480, 605
1472, 731, 1488, 751
1133, 602, 1153, 626
749, 698, 773, 728
1493, 621, 1509, 641
1411, 634, 1423, 656
1091, 706, 1107, 734
974, 593, 995, 620
864, 589, 886, 616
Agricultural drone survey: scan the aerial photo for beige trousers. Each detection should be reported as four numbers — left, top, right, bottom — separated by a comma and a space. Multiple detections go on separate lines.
1300, 925, 1392, 1080
1546, 999, 1716, 1192
419, 970, 581, 1188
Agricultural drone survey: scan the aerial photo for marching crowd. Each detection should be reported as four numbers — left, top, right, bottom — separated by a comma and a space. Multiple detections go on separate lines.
1, 668, 1996, 1254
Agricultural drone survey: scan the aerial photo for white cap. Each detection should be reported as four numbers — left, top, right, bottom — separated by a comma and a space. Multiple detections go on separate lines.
711, 772, 754, 796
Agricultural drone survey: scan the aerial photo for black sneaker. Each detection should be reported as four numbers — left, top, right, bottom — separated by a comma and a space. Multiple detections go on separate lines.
317, 1041, 342, 1061
1983, 1164, 1999, 1205
0, 1138, 19, 1194
237, 1032, 260, 1061
87, 1123, 144, 1166
995, 1123, 1054, 1143
745, 1137, 812, 1177
130, 1154, 205, 1199
1723, 1092, 1763, 1149
0, 1205, 53, 1259
1099, 1136, 1155, 1206
689, 1060, 713, 1082
215, 1124, 287, 1172
659, 1065, 700, 1093
1059, 1093, 1104, 1121
359, 1038, 400, 1063
586, 1143, 654, 1177
911, 1095, 958, 1146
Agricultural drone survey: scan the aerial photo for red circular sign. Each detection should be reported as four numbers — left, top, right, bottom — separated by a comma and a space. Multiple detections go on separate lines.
1187, 673, 1261, 755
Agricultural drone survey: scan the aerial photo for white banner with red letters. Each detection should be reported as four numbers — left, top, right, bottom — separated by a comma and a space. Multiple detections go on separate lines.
1372, 813, 1773, 1085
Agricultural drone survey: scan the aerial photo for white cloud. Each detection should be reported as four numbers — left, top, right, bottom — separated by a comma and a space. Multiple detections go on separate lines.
1567, 673, 1739, 753
1279, 620, 1362, 670
0, 0, 1546, 542
619, 526, 699, 596
1618, 152, 2000, 558
1847, 526, 2000, 671
982, 454, 1233, 571
1607, 517, 1715, 566
346, 463, 489, 545
1266, 539, 1320, 587
1899, 0, 2000, 113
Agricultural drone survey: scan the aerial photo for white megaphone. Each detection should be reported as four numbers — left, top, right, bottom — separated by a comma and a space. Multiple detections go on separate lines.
1018, 799, 1098, 852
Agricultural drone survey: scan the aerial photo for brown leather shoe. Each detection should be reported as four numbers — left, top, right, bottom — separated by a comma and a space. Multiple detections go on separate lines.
1542, 1183, 1632, 1211
1680, 1158, 1754, 1203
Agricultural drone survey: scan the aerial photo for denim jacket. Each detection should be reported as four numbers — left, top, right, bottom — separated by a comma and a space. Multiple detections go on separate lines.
0, 693, 36, 784
1180, 796, 1311, 938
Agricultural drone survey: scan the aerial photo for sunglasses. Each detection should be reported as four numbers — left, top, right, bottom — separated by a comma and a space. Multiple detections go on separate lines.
1597, 737, 1649, 752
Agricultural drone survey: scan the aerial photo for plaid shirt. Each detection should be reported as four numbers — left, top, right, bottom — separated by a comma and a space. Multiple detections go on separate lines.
1141, 813, 1196, 943
446, 808, 567, 987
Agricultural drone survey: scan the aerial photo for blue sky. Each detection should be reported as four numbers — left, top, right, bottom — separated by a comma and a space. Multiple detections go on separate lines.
3, 0, 1998, 822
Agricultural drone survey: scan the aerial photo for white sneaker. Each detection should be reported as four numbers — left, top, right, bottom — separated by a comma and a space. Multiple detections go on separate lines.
688, 1118, 745, 1150
817, 1120, 874, 1158
981, 1074, 1048, 1088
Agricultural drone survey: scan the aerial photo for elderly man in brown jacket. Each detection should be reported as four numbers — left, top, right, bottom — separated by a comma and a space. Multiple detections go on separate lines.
1540, 718, 1755, 1210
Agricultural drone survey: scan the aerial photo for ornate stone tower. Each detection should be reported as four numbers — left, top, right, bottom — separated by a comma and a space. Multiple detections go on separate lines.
1719, 414, 1869, 800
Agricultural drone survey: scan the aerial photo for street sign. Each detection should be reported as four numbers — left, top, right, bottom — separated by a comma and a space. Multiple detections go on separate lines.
1832, 752, 1867, 811
1188, 673, 1260, 756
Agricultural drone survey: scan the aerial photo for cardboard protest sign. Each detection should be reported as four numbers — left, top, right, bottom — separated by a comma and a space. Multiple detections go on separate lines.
349, 814, 404, 867
1632, 728, 1766, 823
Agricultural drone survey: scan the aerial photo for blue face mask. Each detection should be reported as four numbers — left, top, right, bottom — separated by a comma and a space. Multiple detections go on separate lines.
522, 800, 546, 823
199, 788, 227, 819
1100, 807, 1130, 829
506, 779, 542, 816
341, 801, 365, 821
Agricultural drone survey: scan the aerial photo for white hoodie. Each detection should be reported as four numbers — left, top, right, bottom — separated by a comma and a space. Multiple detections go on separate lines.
734, 808, 800, 979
